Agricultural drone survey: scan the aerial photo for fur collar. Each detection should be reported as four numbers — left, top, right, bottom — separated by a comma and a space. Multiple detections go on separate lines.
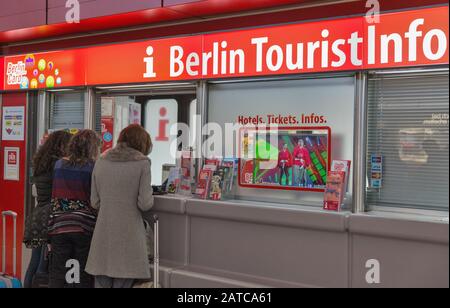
102, 143, 149, 162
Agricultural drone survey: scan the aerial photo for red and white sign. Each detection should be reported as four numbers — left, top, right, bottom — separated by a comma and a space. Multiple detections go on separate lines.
146, 99, 178, 185
4, 147, 20, 181
2, 6, 448, 91
101, 117, 114, 153
7, 150, 17, 165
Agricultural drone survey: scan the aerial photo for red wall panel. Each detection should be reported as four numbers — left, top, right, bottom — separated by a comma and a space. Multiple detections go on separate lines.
164, 0, 315, 16
0, 0, 47, 32
0, 92, 27, 279
47, 0, 162, 24
0, 0, 448, 47
0, 57, 4, 91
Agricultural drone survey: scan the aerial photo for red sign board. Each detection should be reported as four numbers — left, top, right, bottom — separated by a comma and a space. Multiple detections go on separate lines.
0, 57, 4, 91
7, 150, 17, 165
2, 6, 448, 91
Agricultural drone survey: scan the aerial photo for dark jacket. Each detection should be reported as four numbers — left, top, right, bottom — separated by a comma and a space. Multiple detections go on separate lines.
33, 172, 53, 207
23, 171, 55, 248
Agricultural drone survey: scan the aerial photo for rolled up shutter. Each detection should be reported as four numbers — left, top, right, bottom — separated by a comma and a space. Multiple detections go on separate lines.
367, 71, 449, 211
49, 92, 85, 130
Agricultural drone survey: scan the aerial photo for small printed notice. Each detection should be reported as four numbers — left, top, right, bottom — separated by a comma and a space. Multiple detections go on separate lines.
4, 147, 20, 181
101, 97, 114, 117
2, 106, 25, 141
370, 154, 383, 189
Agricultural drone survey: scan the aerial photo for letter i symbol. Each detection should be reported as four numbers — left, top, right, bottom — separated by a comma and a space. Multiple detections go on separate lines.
156, 107, 170, 141
144, 46, 157, 78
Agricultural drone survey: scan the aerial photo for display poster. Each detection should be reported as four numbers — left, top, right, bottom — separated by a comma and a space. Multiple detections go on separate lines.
239, 126, 331, 192
370, 154, 383, 188
129, 104, 142, 125
2, 106, 25, 141
323, 171, 346, 211
101, 117, 114, 153
101, 97, 114, 117
4, 147, 20, 181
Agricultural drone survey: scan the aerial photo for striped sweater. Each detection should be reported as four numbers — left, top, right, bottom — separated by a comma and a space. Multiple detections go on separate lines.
48, 159, 97, 236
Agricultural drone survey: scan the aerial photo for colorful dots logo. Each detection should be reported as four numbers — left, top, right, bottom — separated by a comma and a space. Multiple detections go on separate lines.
30, 79, 38, 89
24, 54, 35, 68
46, 76, 55, 88
38, 59, 46, 72
20, 77, 29, 89
18, 59, 63, 88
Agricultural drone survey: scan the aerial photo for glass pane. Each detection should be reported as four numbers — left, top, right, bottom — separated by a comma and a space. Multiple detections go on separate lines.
146, 99, 179, 186
208, 77, 355, 205
99, 96, 142, 153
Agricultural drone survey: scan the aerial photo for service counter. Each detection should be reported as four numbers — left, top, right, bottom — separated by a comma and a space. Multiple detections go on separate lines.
143, 195, 449, 288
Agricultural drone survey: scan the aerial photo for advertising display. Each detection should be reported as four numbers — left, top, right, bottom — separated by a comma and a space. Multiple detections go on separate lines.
196, 169, 213, 199
3, 147, 20, 181
195, 159, 238, 201
4, 50, 85, 90
370, 154, 383, 189
323, 171, 346, 211
1, 106, 25, 141
331, 160, 352, 193
239, 127, 331, 192
2, 6, 448, 91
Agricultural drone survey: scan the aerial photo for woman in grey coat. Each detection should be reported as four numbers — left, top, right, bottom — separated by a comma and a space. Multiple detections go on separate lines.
86, 124, 154, 288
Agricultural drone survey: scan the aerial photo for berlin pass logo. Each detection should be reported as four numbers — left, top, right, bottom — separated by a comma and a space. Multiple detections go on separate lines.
6, 61, 27, 87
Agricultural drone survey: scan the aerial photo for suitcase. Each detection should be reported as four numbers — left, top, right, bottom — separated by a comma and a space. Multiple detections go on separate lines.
134, 214, 160, 289
0, 211, 22, 288
152, 214, 160, 288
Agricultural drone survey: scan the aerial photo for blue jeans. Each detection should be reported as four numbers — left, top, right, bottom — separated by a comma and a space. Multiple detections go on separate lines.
24, 246, 47, 288
292, 166, 308, 187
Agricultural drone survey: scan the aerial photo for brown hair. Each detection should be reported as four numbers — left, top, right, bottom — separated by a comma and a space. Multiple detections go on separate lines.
33, 130, 72, 176
67, 130, 102, 166
117, 124, 152, 156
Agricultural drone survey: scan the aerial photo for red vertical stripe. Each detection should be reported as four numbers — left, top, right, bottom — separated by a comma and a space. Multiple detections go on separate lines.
0, 57, 4, 91
0, 92, 27, 278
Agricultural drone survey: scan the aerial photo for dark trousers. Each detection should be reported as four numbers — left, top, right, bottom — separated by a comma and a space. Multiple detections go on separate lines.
95, 276, 135, 289
279, 166, 290, 185
49, 233, 93, 288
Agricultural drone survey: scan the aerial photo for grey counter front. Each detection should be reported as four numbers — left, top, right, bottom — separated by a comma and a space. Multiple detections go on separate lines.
143, 195, 449, 288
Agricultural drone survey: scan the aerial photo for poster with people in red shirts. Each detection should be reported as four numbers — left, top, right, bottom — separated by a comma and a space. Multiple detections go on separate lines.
239, 127, 330, 191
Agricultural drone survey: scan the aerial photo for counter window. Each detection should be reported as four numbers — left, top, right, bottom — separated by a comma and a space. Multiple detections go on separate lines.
97, 90, 197, 187
208, 76, 355, 206
366, 71, 449, 211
